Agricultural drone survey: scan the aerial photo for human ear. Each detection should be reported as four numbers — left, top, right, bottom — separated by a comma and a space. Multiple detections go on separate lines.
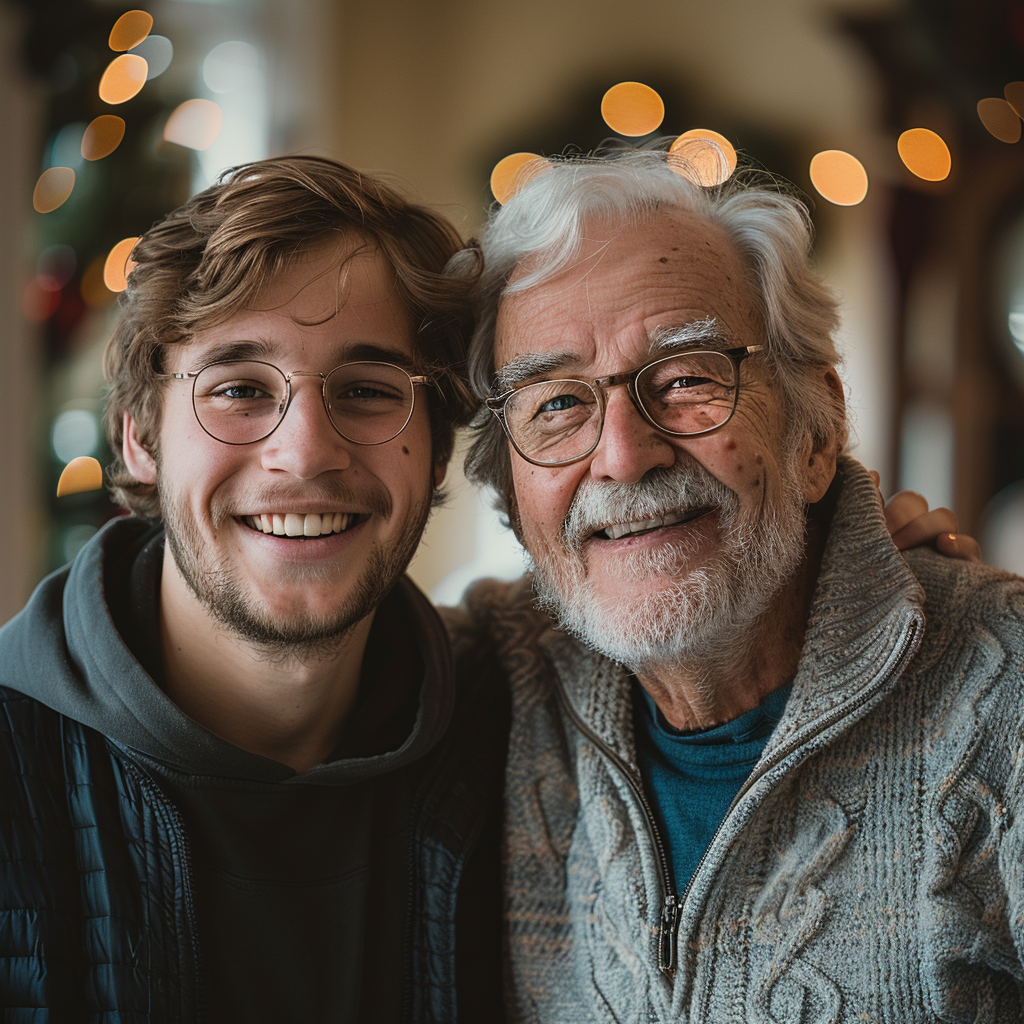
122, 412, 157, 485
433, 460, 447, 490
798, 368, 845, 504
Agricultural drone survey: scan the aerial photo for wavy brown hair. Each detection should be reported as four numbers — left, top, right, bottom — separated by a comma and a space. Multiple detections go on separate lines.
104, 155, 477, 517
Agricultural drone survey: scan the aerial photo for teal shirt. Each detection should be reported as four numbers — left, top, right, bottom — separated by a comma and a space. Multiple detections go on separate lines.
632, 680, 792, 895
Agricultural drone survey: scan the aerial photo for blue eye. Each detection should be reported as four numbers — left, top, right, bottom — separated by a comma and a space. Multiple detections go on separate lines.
539, 394, 582, 413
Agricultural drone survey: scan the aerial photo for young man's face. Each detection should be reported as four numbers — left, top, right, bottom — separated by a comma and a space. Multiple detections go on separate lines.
126, 236, 443, 652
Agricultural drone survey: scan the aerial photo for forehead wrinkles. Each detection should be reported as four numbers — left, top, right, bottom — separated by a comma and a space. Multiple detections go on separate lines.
495, 211, 759, 368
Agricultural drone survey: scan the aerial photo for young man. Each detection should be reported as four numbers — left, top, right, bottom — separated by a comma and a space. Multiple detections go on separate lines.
0, 156, 506, 1023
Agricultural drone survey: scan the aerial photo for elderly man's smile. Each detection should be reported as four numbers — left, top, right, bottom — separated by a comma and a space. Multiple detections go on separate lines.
590, 505, 717, 542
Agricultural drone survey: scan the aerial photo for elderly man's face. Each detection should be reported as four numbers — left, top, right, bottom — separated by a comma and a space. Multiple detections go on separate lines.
493, 210, 834, 669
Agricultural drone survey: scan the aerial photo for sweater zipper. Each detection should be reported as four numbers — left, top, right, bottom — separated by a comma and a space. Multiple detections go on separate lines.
553, 683, 681, 972
554, 617, 921, 976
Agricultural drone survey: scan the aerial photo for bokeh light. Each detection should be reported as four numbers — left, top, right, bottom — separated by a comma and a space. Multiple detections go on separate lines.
103, 237, 139, 292
109, 10, 154, 52
52, 413, 99, 465
490, 153, 548, 204
81, 115, 126, 161
49, 123, 86, 169
98, 54, 148, 104
163, 99, 223, 150
668, 129, 737, 186
1005, 82, 1024, 120
80, 256, 114, 307
809, 149, 869, 205
601, 82, 665, 136
203, 41, 260, 93
33, 167, 75, 213
22, 279, 61, 321
56, 455, 103, 497
977, 97, 1022, 143
37, 245, 76, 291
897, 128, 951, 182
132, 34, 173, 79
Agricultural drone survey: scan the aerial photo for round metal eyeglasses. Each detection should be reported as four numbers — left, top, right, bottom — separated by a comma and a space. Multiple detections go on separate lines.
158, 359, 433, 446
486, 345, 763, 467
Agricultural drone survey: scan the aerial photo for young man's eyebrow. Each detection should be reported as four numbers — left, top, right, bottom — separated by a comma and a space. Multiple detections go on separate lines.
647, 317, 730, 356
189, 338, 276, 366
185, 339, 417, 370
493, 351, 585, 392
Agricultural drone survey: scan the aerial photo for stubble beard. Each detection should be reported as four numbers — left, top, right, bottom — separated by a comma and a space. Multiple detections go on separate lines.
160, 478, 432, 662
525, 449, 808, 677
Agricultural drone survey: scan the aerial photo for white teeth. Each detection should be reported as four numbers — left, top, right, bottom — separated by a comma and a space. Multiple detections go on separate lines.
245, 512, 356, 537
603, 510, 695, 541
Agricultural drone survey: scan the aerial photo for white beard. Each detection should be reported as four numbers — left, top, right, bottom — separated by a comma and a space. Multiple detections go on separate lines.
527, 452, 808, 675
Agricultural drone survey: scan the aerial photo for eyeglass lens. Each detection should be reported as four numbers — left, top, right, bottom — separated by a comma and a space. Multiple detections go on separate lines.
191, 360, 416, 445
502, 350, 738, 464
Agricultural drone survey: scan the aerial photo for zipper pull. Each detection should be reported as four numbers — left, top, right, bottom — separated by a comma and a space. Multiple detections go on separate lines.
657, 894, 681, 974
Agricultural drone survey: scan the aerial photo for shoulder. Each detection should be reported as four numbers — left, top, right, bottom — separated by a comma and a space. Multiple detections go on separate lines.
900, 550, 1024, 779
902, 548, 1024, 668
441, 574, 558, 663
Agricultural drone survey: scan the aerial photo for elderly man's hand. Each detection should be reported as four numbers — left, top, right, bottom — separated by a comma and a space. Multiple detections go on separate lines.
870, 471, 982, 561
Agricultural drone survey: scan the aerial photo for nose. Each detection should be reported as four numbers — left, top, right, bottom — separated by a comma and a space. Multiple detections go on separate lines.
259, 377, 353, 479
587, 387, 676, 483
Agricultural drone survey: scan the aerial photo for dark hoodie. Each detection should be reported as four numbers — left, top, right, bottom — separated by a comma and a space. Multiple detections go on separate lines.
0, 517, 506, 1022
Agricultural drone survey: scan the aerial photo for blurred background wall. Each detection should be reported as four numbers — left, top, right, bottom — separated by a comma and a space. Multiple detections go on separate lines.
1, 0, 1022, 624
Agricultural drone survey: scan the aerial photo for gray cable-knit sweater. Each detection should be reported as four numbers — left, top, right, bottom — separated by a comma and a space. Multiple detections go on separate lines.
456, 457, 1024, 1023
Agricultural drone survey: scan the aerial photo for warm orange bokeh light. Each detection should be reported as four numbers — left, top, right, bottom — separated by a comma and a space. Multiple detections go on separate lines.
99, 54, 148, 104
103, 237, 139, 293
977, 97, 1022, 143
668, 129, 737, 186
57, 456, 104, 497
490, 153, 548, 204
80, 256, 114, 307
109, 10, 153, 51
809, 150, 869, 206
601, 82, 665, 137
81, 115, 126, 161
163, 99, 223, 150
1005, 82, 1024, 120
897, 128, 951, 182
33, 167, 75, 213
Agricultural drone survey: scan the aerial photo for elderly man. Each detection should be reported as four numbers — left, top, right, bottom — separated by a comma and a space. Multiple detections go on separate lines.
455, 152, 1024, 1022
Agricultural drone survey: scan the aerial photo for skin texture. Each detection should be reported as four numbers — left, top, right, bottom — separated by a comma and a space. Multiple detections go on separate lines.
123, 237, 444, 771
495, 210, 848, 731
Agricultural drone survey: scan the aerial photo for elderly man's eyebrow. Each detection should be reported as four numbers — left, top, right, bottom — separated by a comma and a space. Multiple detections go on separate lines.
648, 317, 730, 355
493, 351, 584, 392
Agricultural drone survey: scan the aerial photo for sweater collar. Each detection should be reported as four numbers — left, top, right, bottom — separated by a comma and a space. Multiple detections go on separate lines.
543, 456, 926, 766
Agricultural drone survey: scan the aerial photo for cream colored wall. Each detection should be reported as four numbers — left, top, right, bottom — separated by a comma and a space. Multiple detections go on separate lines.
299, 0, 903, 597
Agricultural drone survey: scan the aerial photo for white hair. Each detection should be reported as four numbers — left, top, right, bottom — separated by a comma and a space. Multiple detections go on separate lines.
450, 148, 847, 514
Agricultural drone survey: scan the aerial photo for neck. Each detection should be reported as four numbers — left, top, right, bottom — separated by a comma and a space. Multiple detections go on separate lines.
158, 544, 373, 772
636, 515, 826, 732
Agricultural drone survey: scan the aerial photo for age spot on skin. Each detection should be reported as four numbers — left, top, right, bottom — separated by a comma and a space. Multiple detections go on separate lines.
659, 257, 668, 263
726, 439, 737, 451
402, 446, 410, 455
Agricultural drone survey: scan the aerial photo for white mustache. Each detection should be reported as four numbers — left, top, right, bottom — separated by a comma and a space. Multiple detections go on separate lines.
561, 464, 737, 552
